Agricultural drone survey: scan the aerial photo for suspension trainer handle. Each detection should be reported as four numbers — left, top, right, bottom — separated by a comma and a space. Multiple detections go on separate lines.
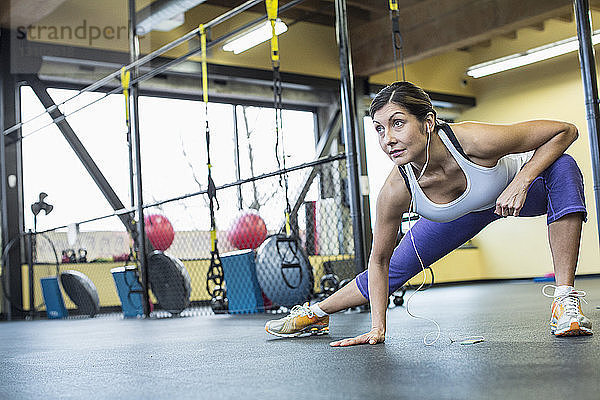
266, 0, 293, 236
199, 24, 222, 283
388, 0, 405, 81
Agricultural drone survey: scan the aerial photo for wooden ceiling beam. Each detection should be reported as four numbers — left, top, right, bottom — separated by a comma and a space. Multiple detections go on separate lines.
553, 12, 573, 23
502, 31, 518, 40
590, 0, 600, 11
526, 22, 545, 31
202, 0, 372, 25
350, 0, 574, 76
289, 0, 373, 23
289, 0, 334, 16
344, 0, 390, 15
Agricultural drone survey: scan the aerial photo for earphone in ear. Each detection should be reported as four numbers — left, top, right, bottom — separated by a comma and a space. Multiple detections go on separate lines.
417, 127, 432, 181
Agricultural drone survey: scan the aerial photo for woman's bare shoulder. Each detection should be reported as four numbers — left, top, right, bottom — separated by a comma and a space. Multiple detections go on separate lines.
447, 121, 502, 165
447, 121, 487, 146
377, 167, 410, 218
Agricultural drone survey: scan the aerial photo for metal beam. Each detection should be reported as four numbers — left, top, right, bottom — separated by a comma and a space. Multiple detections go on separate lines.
232, 106, 243, 210
0, 28, 25, 320
574, 0, 600, 251
354, 77, 373, 260
25, 75, 136, 233
335, 0, 367, 275
128, 0, 151, 318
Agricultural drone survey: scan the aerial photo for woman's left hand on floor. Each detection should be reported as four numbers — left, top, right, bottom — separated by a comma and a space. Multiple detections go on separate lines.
329, 328, 385, 347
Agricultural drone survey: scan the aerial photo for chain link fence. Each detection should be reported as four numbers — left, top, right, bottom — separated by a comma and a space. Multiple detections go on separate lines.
21, 156, 359, 319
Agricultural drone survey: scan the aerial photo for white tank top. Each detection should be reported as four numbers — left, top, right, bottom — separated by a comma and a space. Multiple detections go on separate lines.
403, 124, 533, 223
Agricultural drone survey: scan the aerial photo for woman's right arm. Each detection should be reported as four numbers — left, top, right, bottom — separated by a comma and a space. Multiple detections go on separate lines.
330, 167, 410, 347
368, 168, 410, 337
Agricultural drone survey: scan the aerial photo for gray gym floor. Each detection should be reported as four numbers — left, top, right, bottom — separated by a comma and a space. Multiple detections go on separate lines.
2, 277, 599, 400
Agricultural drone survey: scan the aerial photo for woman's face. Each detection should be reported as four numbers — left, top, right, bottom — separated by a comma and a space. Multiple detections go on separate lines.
372, 103, 431, 166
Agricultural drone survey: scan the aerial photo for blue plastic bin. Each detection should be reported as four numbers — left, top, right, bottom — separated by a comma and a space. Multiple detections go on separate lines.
111, 266, 144, 318
40, 277, 67, 319
221, 249, 264, 314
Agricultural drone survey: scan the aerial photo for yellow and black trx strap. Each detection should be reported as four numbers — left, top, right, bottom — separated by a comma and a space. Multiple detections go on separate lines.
266, 0, 292, 237
121, 67, 137, 261
267, 0, 303, 289
121, 67, 132, 187
389, 0, 405, 81
121, 67, 131, 127
199, 24, 225, 301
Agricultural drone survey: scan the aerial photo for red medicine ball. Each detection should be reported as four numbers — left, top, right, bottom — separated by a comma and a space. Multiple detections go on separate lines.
144, 214, 175, 251
227, 212, 267, 250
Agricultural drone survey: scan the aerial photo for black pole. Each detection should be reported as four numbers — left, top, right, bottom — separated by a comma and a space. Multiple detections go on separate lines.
26, 230, 34, 319
128, 117, 135, 208
334, 0, 367, 275
354, 77, 373, 259
128, 0, 150, 317
574, 0, 600, 247
232, 106, 243, 210
0, 29, 25, 320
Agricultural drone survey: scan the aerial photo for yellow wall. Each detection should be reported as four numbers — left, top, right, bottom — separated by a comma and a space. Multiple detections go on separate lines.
370, 50, 476, 97
458, 54, 600, 279
394, 14, 600, 281
22, 255, 355, 312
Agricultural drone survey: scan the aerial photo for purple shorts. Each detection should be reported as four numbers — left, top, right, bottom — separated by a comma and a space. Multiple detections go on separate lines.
355, 154, 587, 300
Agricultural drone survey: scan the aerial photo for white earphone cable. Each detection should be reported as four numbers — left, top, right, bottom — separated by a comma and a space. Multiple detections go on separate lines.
403, 127, 441, 346
403, 125, 484, 346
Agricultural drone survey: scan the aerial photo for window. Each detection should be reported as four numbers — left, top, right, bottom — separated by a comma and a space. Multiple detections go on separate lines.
21, 86, 317, 232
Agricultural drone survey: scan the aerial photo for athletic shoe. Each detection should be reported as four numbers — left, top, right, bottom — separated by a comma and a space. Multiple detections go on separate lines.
265, 302, 329, 338
542, 285, 593, 336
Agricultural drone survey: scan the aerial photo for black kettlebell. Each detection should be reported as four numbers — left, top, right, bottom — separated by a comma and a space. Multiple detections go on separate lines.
62, 249, 77, 263
320, 274, 339, 297
211, 296, 229, 314
77, 248, 88, 263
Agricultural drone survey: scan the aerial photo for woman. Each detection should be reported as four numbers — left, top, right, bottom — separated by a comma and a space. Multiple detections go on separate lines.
265, 81, 592, 345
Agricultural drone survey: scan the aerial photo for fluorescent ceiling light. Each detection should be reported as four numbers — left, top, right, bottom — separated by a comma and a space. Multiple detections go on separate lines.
137, 0, 207, 34
223, 19, 288, 55
152, 13, 185, 32
467, 30, 600, 78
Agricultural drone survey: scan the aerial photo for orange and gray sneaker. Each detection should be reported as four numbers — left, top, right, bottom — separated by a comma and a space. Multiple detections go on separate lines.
542, 285, 593, 336
265, 302, 329, 338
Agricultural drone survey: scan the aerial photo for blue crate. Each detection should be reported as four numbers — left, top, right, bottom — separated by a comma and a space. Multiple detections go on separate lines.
40, 277, 67, 319
221, 249, 264, 314
111, 266, 144, 318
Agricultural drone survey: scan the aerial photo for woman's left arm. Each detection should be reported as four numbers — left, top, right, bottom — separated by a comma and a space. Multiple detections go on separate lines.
455, 120, 579, 216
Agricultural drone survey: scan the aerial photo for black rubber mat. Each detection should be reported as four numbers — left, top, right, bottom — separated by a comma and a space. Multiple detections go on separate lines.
1, 278, 599, 399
